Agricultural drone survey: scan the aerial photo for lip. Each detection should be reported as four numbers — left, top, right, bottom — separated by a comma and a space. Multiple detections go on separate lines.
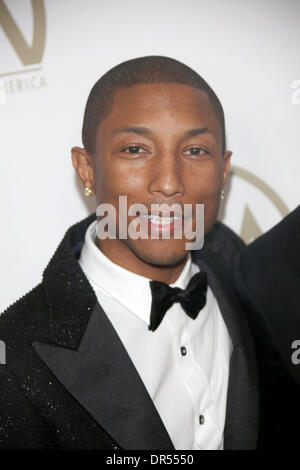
138, 213, 187, 237
139, 210, 186, 219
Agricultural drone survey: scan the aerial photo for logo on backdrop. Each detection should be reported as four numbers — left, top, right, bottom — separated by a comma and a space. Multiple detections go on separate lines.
0, 0, 47, 102
223, 165, 289, 244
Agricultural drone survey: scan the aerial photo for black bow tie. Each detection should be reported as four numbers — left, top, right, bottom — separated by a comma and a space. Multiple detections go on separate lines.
148, 271, 208, 332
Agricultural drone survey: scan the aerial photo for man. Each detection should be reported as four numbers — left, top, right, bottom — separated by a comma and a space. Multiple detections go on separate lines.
0, 56, 258, 450
233, 205, 300, 448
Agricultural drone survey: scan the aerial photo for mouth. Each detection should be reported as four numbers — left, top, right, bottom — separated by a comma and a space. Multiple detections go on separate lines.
138, 212, 187, 236
139, 213, 183, 224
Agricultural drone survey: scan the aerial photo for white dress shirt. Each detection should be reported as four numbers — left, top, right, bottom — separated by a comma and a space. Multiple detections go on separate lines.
78, 220, 232, 450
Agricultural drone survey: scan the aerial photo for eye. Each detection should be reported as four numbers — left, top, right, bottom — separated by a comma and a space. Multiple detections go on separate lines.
183, 147, 208, 156
122, 145, 145, 154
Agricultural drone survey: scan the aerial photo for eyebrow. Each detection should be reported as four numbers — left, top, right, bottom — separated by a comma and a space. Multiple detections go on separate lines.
111, 126, 215, 139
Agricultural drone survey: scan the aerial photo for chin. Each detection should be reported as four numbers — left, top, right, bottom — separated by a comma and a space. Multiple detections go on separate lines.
131, 239, 188, 268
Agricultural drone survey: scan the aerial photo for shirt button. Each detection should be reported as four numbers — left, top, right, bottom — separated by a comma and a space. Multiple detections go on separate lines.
199, 415, 205, 425
180, 346, 187, 356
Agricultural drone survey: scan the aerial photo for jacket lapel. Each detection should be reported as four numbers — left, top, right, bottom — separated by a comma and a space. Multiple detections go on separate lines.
34, 213, 174, 450
192, 249, 259, 450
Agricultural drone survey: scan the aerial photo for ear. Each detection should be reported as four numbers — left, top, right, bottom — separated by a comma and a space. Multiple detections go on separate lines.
222, 150, 232, 186
71, 147, 95, 194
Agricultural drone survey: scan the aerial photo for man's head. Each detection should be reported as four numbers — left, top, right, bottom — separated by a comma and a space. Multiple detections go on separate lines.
72, 56, 231, 276
81, 56, 226, 155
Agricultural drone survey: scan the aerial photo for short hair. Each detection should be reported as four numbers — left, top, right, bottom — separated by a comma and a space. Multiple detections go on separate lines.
82, 55, 226, 154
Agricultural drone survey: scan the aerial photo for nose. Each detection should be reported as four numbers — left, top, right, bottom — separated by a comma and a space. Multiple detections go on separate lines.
148, 149, 185, 198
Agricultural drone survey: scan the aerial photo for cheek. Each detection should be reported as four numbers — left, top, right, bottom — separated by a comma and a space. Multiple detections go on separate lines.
186, 164, 222, 233
187, 163, 223, 200
94, 156, 147, 203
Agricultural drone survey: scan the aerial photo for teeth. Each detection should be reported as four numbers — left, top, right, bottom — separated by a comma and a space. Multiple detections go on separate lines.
140, 214, 182, 224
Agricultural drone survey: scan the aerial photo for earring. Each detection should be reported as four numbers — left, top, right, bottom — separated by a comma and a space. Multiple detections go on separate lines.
84, 186, 93, 197
220, 189, 225, 200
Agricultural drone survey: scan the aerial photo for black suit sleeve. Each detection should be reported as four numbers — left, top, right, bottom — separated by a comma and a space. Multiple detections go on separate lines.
0, 365, 58, 449
233, 250, 300, 449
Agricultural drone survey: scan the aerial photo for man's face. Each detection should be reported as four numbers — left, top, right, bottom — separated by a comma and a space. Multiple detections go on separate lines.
83, 83, 230, 267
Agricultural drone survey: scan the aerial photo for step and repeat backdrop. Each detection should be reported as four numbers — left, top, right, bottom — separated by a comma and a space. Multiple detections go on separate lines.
0, 0, 299, 311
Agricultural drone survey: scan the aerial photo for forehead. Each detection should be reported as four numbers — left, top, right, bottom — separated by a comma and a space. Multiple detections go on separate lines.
99, 83, 221, 137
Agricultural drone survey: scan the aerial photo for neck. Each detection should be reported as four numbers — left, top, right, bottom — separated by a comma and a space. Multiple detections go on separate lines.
95, 237, 189, 284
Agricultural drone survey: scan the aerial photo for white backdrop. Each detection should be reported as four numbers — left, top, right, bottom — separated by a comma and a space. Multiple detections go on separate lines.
0, 0, 299, 312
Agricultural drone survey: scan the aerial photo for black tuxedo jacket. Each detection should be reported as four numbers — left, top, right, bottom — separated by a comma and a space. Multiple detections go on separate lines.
233, 205, 300, 448
0, 213, 258, 450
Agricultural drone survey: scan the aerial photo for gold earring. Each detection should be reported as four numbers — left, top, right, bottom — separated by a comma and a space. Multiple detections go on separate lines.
220, 189, 225, 200
84, 186, 93, 197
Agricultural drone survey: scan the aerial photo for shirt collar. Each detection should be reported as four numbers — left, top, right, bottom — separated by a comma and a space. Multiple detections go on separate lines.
79, 220, 195, 324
